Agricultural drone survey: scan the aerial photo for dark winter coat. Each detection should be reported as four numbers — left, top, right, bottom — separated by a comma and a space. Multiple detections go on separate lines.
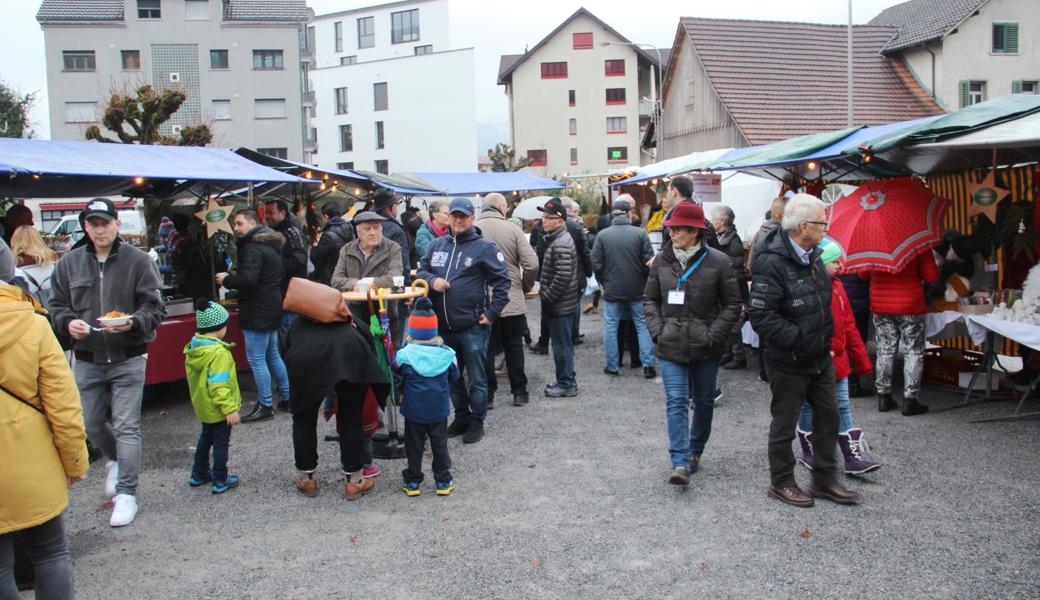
222, 226, 285, 331
533, 219, 591, 282
394, 342, 460, 424
747, 228, 834, 371
644, 244, 742, 363
539, 226, 580, 316
379, 215, 415, 280
748, 219, 780, 272
271, 216, 307, 294
716, 227, 749, 304
309, 218, 354, 285
837, 273, 870, 319
591, 215, 653, 301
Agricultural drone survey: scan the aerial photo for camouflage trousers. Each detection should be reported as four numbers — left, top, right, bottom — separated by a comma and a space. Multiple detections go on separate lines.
873, 313, 925, 398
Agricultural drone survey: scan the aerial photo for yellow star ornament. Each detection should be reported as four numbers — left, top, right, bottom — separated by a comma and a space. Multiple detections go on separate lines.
194, 198, 234, 238
967, 170, 1009, 224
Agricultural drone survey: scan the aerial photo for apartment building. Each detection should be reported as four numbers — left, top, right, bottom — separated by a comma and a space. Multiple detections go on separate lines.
309, 0, 477, 174
37, 0, 310, 160
497, 8, 662, 176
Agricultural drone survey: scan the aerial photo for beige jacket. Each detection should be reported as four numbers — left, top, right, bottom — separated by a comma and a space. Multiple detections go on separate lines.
475, 209, 538, 317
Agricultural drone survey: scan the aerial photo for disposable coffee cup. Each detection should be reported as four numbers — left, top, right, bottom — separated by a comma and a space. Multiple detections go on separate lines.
392, 276, 405, 292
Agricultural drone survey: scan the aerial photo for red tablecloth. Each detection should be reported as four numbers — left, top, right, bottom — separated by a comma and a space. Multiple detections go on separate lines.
144, 310, 249, 385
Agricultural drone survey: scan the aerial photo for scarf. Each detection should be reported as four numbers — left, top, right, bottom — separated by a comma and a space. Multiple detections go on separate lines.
673, 242, 702, 269
430, 221, 449, 238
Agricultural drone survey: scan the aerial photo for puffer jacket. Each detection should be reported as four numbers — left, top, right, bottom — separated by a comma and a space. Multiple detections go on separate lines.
223, 226, 284, 331
0, 284, 88, 535
309, 218, 354, 285
748, 219, 781, 273
644, 244, 742, 363
476, 208, 538, 317
830, 278, 872, 382
717, 228, 749, 304
862, 252, 940, 315
539, 226, 580, 316
747, 228, 834, 371
591, 215, 654, 302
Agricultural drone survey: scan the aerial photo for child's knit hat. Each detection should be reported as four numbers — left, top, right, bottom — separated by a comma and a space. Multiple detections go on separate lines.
818, 237, 843, 266
407, 297, 439, 341
195, 298, 229, 333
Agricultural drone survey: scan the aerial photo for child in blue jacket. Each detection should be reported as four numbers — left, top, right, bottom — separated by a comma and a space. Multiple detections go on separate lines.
394, 297, 460, 496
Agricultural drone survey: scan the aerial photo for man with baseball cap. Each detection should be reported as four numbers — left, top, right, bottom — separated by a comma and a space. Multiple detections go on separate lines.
416, 197, 509, 443
537, 198, 582, 397
49, 198, 166, 527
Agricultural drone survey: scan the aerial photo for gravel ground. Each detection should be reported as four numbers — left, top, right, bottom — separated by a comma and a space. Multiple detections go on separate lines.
53, 300, 1040, 599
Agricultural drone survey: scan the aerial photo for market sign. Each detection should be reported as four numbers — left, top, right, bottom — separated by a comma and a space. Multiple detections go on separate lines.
692, 173, 722, 203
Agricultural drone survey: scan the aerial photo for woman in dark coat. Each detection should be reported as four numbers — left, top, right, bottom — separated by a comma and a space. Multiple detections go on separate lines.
644, 203, 741, 486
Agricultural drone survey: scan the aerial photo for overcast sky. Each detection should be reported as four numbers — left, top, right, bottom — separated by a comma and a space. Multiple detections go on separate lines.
3, 0, 906, 148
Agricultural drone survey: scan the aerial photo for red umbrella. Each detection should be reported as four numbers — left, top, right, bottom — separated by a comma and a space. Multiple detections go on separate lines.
827, 177, 948, 274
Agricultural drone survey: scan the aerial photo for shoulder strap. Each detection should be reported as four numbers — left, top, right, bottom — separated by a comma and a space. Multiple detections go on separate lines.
0, 382, 45, 415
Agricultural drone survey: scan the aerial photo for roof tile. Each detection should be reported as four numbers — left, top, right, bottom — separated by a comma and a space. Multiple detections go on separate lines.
868, 0, 986, 53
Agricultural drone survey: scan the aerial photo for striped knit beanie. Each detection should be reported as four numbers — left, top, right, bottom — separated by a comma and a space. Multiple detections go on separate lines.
407, 297, 439, 341
818, 237, 843, 266
195, 298, 229, 333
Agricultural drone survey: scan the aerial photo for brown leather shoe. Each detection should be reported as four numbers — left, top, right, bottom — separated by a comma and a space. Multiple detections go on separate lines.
295, 475, 319, 498
345, 476, 375, 501
810, 483, 862, 505
767, 485, 814, 508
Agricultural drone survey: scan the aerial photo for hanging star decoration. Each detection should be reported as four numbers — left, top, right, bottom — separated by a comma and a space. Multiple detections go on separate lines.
967, 169, 1008, 224
194, 198, 234, 238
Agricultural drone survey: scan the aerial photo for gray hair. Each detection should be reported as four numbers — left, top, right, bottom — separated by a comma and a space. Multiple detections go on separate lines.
428, 200, 448, 215
712, 205, 735, 227
482, 192, 508, 213
782, 194, 825, 232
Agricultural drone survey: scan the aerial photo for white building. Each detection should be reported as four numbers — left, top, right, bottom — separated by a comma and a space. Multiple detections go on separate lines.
37, 0, 311, 161
309, 0, 477, 174
497, 8, 662, 177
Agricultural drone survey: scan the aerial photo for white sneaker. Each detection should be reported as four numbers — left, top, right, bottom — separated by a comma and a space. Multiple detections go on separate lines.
110, 494, 138, 527
104, 460, 119, 499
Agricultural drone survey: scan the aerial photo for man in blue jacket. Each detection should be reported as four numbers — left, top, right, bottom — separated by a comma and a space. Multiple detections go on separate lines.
417, 197, 510, 444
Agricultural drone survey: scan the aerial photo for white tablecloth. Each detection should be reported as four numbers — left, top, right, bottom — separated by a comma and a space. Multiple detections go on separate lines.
963, 314, 1040, 351
925, 311, 967, 339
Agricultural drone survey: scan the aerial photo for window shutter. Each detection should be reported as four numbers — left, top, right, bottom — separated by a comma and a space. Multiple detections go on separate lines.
1013, 80, 1023, 94
1007, 23, 1019, 53
959, 81, 970, 108
992, 24, 1004, 52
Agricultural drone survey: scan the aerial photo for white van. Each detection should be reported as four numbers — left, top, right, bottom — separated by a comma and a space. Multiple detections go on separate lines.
50, 211, 145, 245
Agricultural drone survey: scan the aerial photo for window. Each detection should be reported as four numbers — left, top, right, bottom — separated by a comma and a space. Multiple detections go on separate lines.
568, 90, 575, 106
375, 121, 385, 149
605, 59, 625, 76
375, 160, 389, 175
209, 49, 228, 69
527, 149, 547, 166
606, 88, 626, 104
340, 55, 357, 65
121, 50, 140, 70
1014, 80, 1039, 94
62, 51, 95, 72
414, 45, 432, 55
334, 21, 343, 53
211, 99, 231, 120
64, 102, 96, 123
391, 9, 420, 44
137, 0, 160, 19
541, 62, 568, 79
254, 98, 287, 119
569, 118, 577, 136
607, 147, 628, 163
960, 80, 986, 107
573, 32, 593, 50
570, 148, 578, 165
606, 117, 627, 134
992, 22, 1019, 54
185, 0, 208, 20
337, 162, 355, 170
334, 87, 348, 114
257, 148, 287, 159
358, 17, 374, 49
340, 124, 353, 152
373, 82, 388, 111
252, 50, 284, 70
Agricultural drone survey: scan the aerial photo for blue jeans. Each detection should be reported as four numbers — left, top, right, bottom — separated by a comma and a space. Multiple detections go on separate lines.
242, 328, 290, 408
548, 312, 577, 389
603, 300, 655, 371
192, 421, 232, 483
443, 325, 491, 423
799, 377, 854, 433
660, 357, 720, 468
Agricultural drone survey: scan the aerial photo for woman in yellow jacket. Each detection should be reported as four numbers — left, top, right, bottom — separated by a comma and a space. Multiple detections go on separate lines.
0, 283, 88, 598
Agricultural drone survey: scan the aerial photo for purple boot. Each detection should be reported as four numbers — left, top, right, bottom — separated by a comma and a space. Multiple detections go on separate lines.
839, 428, 881, 475
796, 428, 814, 470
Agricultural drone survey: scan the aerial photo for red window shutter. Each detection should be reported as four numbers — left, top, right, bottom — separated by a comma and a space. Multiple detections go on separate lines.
605, 59, 625, 76
541, 62, 568, 79
573, 32, 593, 50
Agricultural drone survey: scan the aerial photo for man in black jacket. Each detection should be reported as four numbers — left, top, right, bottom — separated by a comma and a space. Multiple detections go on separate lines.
264, 199, 308, 331
538, 198, 581, 397
747, 194, 861, 508
309, 203, 354, 285
528, 197, 591, 353
217, 210, 291, 423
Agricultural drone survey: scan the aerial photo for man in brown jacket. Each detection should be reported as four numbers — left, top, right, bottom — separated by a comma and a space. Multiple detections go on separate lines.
477, 193, 539, 406
330, 211, 404, 340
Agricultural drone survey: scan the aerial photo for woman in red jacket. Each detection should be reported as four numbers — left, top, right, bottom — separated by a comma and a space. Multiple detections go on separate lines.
863, 250, 940, 415
796, 239, 879, 475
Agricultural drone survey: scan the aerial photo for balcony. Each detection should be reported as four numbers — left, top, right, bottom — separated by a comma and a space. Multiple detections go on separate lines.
639, 98, 659, 119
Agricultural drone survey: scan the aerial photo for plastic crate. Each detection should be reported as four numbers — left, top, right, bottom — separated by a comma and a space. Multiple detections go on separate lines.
923, 348, 982, 388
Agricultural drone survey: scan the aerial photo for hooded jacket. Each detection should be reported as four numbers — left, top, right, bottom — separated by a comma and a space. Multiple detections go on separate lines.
309, 217, 355, 285
476, 208, 538, 317
417, 225, 510, 332
539, 226, 580, 316
591, 214, 654, 302
49, 237, 166, 364
394, 341, 460, 424
222, 226, 284, 331
0, 284, 88, 535
183, 334, 242, 424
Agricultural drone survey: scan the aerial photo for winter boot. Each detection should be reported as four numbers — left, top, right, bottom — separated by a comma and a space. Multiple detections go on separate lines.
877, 392, 897, 412
901, 395, 929, 416
839, 429, 880, 475
796, 428, 814, 470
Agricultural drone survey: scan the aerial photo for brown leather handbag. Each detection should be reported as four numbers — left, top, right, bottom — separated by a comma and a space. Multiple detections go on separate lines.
282, 277, 351, 323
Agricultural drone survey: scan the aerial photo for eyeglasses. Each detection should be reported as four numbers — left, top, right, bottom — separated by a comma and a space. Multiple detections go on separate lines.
804, 221, 829, 227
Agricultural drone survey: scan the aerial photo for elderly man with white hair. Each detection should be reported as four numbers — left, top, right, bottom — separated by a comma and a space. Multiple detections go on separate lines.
747, 193, 862, 509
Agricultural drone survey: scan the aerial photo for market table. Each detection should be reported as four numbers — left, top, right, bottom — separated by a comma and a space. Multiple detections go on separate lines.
144, 310, 249, 385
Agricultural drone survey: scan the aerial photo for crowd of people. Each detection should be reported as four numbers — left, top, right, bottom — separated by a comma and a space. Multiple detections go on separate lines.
3, 175, 956, 595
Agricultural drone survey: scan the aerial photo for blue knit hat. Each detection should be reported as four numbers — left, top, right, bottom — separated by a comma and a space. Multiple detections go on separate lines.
407, 297, 439, 341
195, 298, 229, 333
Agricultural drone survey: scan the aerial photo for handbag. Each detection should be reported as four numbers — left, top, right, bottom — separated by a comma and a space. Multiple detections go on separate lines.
282, 277, 351, 324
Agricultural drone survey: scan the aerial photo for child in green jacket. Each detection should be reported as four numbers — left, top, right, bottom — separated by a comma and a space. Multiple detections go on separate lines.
184, 299, 242, 494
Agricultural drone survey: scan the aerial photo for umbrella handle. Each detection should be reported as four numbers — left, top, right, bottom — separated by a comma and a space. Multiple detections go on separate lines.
411, 278, 429, 297
367, 285, 378, 314
378, 287, 387, 313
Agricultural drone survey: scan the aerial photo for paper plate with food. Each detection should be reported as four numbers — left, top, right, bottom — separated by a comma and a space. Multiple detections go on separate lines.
98, 311, 132, 327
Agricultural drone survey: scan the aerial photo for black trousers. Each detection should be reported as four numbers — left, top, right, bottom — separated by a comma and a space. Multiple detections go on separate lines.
293, 381, 376, 473
765, 360, 839, 488
487, 314, 529, 397
402, 419, 452, 484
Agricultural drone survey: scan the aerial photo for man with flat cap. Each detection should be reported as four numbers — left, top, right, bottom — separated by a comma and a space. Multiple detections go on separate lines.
331, 211, 404, 331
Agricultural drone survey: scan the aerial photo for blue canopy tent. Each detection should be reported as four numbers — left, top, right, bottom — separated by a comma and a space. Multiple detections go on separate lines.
234, 148, 439, 195
404, 172, 565, 195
